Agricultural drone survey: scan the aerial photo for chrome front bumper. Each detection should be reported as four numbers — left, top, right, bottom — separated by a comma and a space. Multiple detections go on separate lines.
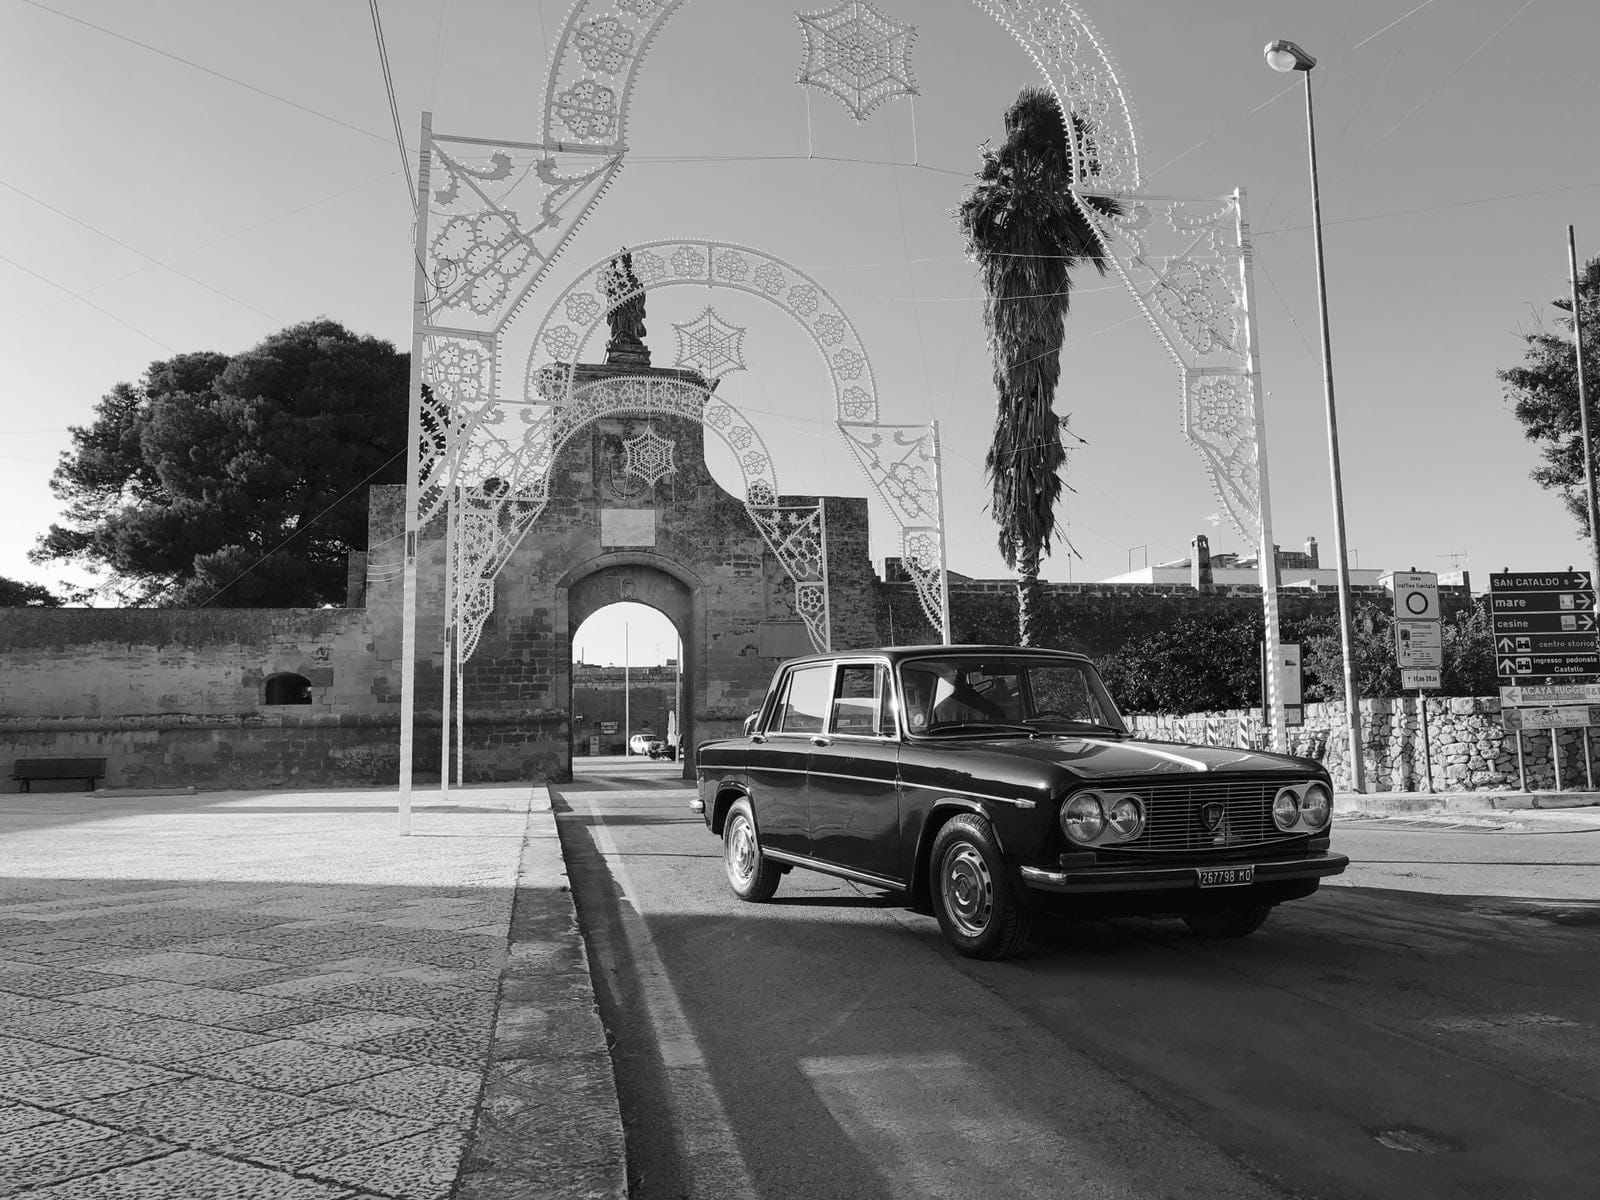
1020, 852, 1349, 894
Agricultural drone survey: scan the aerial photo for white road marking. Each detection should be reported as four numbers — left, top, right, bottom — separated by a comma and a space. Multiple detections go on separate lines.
580, 791, 759, 1200
800, 1052, 1140, 1200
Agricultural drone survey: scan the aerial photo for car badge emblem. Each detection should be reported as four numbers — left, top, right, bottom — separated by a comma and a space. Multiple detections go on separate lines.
1200, 802, 1226, 832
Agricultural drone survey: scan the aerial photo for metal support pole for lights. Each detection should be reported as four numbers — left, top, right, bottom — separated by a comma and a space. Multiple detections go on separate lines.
1568, 227, 1600, 607
1266, 40, 1365, 793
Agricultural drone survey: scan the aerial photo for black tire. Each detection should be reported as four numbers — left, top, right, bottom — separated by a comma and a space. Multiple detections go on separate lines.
1183, 905, 1271, 938
723, 798, 781, 902
929, 814, 1031, 960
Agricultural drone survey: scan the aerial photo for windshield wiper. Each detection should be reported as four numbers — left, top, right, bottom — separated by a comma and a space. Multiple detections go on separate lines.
1026, 720, 1128, 736
924, 721, 1038, 736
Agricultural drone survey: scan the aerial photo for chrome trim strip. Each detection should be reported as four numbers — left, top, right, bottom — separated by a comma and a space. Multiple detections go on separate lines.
725, 763, 1038, 809
809, 768, 898, 785
899, 780, 1037, 809
764, 847, 903, 891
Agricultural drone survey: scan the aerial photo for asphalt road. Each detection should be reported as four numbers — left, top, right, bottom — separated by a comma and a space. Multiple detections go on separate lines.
554, 761, 1600, 1200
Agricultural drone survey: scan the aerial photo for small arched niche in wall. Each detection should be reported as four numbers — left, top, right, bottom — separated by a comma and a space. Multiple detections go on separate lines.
263, 672, 313, 706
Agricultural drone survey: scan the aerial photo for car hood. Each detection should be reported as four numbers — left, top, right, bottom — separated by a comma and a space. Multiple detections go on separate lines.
914, 736, 1320, 782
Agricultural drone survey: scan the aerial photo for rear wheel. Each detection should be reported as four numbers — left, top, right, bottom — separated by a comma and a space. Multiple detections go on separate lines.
1183, 905, 1271, 938
723, 798, 781, 902
929, 814, 1031, 960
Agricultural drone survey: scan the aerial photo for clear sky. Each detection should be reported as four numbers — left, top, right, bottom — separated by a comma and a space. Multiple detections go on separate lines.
3, 1, 1597, 668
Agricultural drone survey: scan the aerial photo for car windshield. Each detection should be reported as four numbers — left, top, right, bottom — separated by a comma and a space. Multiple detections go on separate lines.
898, 655, 1127, 738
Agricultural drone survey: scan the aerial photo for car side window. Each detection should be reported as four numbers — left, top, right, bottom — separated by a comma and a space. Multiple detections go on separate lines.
775, 665, 831, 735
830, 663, 895, 738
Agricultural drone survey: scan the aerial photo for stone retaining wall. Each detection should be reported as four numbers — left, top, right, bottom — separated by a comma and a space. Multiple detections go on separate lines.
1129, 696, 1594, 793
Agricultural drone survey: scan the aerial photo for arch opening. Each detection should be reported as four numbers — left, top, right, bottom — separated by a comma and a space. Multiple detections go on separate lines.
263, 672, 312, 706
571, 600, 684, 761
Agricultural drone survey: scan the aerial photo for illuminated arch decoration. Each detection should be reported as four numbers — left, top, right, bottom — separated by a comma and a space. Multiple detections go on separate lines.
795, 0, 920, 123
521, 236, 945, 635
447, 373, 831, 661
401, 0, 1296, 813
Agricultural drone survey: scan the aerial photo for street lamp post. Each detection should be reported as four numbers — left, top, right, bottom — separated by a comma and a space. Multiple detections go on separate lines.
1266, 39, 1366, 793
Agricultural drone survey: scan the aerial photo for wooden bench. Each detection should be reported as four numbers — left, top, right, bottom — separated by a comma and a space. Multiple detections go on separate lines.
12, 758, 107, 793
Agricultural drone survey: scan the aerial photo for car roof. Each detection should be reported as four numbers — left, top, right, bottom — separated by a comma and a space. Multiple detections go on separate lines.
778, 644, 1094, 667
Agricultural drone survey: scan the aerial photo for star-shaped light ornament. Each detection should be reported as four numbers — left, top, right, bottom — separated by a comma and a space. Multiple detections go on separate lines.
672, 307, 748, 380
796, 0, 918, 123
621, 426, 677, 489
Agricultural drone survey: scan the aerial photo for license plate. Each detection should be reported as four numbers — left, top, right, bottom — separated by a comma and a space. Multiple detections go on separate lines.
1197, 866, 1254, 888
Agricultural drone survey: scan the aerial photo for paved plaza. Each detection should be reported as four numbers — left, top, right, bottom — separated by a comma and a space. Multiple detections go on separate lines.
0, 784, 589, 1199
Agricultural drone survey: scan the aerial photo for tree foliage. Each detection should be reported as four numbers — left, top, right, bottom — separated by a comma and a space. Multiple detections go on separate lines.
1499, 255, 1600, 533
0, 575, 61, 607
1096, 610, 1263, 714
956, 88, 1121, 646
1288, 602, 1498, 704
33, 320, 408, 607
1097, 600, 1501, 715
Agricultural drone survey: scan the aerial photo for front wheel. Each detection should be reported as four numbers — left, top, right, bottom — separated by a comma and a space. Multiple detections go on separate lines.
1183, 905, 1271, 938
723, 798, 781, 902
929, 814, 1031, 960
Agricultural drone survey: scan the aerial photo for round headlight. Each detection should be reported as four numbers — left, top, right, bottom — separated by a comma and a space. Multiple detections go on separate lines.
1271, 787, 1301, 831
1105, 796, 1144, 841
1060, 792, 1106, 844
1299, 783, 1332, 830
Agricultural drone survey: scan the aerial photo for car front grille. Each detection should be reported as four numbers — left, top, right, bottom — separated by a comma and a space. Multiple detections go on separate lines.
1111, 778, 1307, 854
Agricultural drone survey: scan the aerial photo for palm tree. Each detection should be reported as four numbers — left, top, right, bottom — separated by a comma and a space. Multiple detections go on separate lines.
956, 87, 1121, 646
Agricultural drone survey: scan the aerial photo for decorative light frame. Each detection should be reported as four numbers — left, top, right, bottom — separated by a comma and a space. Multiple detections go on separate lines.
397, 0, 1293, 819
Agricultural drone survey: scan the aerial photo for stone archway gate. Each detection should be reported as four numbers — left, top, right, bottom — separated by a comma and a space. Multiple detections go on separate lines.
395, 0, 1291, 824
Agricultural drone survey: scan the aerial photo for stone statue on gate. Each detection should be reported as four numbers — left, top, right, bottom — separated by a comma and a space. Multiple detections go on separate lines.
601, 250, 651, 368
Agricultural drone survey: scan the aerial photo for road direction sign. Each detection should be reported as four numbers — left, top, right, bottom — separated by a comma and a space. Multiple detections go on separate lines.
1484, 611, 1596, 634
1502, 705, 1600, 730
1402, 668, 1440, 689
1490, 572, 1594, 591
1489, 570, 1599, 683
1502, 683, 1600, 706
1392, 571, 1440, 620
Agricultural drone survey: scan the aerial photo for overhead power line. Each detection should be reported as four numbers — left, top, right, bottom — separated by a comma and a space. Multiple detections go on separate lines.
20, 0, 392, 146
0, 178, 281, 323
368, 0, 418, 215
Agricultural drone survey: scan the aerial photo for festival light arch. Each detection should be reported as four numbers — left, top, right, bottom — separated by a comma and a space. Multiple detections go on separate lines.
396, 0, 1290, 822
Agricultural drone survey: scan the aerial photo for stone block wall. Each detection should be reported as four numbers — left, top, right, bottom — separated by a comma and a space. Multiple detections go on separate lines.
0, 607, 394, 791
1129, 695, 1591, 793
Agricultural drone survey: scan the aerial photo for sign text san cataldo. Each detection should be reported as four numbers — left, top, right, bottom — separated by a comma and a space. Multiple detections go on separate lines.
1489, 571, 1600, 682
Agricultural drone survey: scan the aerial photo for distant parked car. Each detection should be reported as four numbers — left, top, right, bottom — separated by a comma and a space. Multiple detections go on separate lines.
629, 732, 665, 758
693, 645, 1347, 960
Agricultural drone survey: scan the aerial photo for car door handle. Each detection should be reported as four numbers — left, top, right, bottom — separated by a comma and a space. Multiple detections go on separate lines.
809, 735, 831, 747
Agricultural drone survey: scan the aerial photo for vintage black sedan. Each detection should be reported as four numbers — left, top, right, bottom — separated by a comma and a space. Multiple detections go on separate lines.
692, 646, 1347, 959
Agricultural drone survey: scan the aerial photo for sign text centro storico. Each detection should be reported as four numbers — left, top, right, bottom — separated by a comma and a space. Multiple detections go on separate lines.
1488, 571, 1599, 683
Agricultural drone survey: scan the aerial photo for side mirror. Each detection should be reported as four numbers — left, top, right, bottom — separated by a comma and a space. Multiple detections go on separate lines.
742, 711, 760, 736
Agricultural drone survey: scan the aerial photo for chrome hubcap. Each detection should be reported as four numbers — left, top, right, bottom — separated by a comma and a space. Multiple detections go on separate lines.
727, 817, 757, 883
940, 844, 992, 937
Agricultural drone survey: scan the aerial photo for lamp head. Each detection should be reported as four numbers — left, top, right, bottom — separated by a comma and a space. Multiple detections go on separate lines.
1264, 39, 1316, 72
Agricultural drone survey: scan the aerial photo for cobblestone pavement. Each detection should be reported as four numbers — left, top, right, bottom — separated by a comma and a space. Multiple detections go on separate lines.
0, 786, 530, 1199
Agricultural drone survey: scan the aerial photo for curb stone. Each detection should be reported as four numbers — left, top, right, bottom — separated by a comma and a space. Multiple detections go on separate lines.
1335, 789, 1600, 817
455, 787, 627, 1200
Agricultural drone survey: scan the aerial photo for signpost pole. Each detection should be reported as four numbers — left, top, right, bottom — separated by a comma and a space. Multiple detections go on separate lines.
1515, 730, 1528, 792
1553, 730, 1564, 792
1567, 227, 1600, 604
1586, 727, 1594, 790
1418, 690, 1433, 793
